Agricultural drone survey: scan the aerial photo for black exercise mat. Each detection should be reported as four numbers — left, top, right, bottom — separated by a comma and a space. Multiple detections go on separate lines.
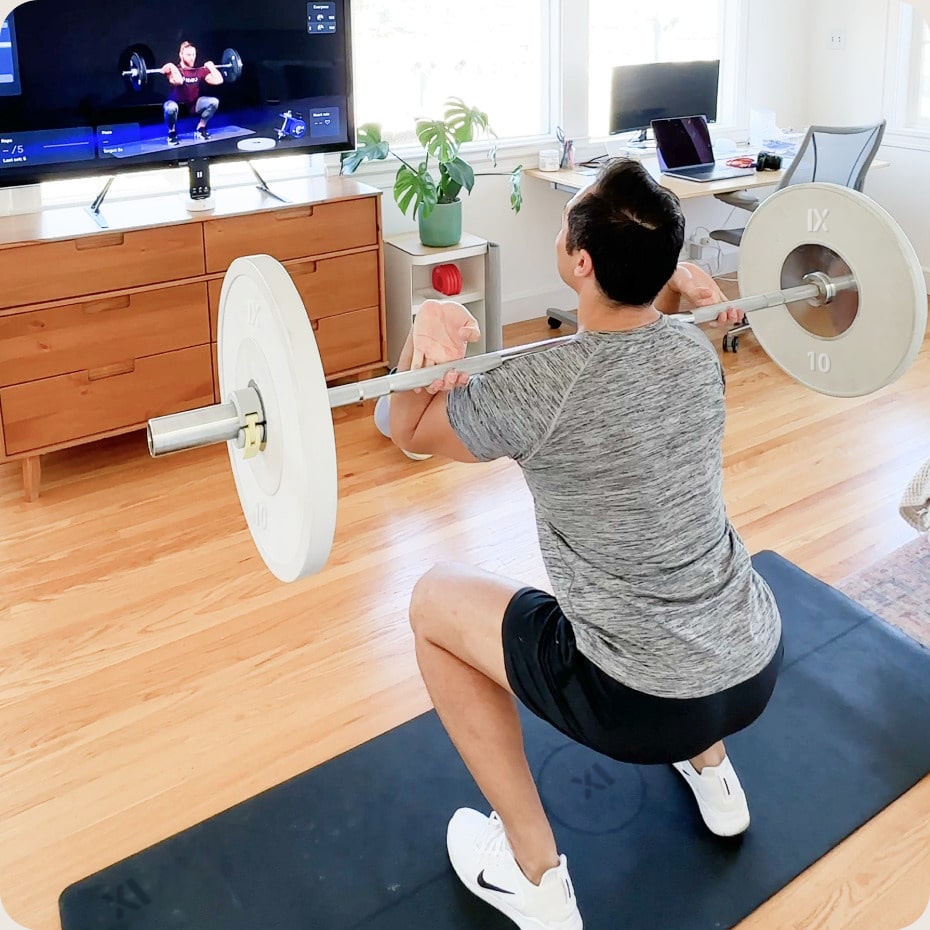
60, 551, 930, 930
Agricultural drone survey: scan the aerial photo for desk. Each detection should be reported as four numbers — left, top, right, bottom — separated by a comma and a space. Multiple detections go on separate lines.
526, 158, 891, 198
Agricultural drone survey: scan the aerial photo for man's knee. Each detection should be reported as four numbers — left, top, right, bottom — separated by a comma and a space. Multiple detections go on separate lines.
163, 101, 178, 115
409, 562, 458, 637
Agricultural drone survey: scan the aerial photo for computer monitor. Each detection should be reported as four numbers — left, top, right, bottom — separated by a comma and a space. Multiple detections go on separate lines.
609, 60, 720, 141
0, 0, 354, 188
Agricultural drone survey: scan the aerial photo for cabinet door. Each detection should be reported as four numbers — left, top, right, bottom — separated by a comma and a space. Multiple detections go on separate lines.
0, 226, 205, 310
1, 346, 214, 454
207, 251, 381, 339
314, 307, 383, 376
203, 198, 378, 273
0, 283, 210, 387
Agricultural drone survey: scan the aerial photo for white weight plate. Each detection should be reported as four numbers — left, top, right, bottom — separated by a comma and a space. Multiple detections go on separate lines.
218, 255, 337, 582
739, 183, 926, 398
237, 137, 277, 152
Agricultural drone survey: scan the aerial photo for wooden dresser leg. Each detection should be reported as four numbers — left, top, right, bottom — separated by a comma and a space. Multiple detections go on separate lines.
22, 456, 41, 502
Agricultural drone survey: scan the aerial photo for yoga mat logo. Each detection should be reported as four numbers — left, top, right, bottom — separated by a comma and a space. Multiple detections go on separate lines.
536, 743, 645, 835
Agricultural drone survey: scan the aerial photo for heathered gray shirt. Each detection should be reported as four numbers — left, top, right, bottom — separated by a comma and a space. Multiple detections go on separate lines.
446, 314, 782, 699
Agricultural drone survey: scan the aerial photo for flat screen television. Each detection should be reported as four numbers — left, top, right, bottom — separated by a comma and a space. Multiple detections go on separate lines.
0, 0, 355, 188
610, 60, 720, 140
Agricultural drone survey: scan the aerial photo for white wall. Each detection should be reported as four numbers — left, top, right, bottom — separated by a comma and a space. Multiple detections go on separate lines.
806, 0, 930, 289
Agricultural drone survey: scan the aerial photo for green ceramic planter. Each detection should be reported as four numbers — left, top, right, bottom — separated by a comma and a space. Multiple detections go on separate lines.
418, 200, 463, 248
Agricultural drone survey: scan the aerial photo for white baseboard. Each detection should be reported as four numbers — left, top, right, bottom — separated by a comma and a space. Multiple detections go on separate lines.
502, 288, 576, 325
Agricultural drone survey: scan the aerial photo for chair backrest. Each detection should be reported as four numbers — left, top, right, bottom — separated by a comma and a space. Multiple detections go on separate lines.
778, 121, 887, 192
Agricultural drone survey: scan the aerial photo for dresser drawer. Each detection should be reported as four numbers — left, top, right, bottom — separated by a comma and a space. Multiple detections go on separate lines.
1, 345, 214, 455
0, 283, 210, 387
203, 197, 378, 273
315, 307, 383, 377
0, 226, 205, 310
207, 251, 381, 340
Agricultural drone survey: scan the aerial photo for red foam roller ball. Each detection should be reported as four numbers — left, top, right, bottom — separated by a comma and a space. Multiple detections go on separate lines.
432, 263, 463, 296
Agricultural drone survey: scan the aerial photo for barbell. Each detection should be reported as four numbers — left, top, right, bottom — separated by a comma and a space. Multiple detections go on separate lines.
121, 47, 243, 92
146, 182, 927, 582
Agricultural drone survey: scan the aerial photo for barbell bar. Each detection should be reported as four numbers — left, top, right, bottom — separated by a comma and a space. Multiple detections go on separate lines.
121, 47, 242, 92
146, 182, 928, 582
148, 271, 857, 460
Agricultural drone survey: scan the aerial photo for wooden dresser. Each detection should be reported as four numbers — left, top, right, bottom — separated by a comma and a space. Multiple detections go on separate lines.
0, 176, 387, 500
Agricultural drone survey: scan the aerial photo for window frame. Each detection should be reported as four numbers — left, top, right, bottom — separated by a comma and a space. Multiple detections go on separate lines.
883, 1, 930, 149
906, 9, 930, 129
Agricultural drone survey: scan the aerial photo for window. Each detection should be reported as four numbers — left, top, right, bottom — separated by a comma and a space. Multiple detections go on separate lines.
587, 0, 730, 138
907, 11, 930, 128
351, 0, 552, 145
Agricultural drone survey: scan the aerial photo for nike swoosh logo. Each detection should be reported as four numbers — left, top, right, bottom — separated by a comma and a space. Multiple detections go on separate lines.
477, 871, 515, 895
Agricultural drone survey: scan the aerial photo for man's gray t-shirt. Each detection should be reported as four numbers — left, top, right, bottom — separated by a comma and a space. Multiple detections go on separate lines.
446, 314, 781, 700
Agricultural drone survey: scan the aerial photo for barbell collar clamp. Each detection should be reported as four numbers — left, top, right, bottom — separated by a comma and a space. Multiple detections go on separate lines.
148, 386, 265, 457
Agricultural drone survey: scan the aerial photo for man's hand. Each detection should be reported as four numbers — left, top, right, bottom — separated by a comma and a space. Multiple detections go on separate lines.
412, 299, 481, 371
672, 262, 745, 327
161, 63, 182, 84
204, 60, 215, 69
424, 369, 471, 395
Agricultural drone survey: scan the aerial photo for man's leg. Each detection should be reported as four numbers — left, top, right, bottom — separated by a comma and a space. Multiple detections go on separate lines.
195, 96, 219, 133
163, 101, 179, 142
690, 741, 726, 771
409, 561, 560, 884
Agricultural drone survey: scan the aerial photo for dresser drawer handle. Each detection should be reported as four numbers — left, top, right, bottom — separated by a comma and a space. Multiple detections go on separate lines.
273, 206, 315, 222
310, 318, 320, 331
75, 233, 125, 251
88, 360, 136, 381
82, 295, 131, 315
289, 261, 318, 277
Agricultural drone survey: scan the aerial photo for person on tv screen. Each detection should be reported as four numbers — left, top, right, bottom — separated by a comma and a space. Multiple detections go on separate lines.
161, 40, 223, 145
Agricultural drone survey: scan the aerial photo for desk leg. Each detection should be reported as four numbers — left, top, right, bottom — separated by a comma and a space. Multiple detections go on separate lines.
23, 455, 41, 502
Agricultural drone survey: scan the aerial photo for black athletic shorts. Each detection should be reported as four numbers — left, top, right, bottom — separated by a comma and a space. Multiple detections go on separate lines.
502, 587, 784, 765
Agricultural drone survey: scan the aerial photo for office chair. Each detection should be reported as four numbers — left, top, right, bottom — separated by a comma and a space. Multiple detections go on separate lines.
710, 120, 887, 352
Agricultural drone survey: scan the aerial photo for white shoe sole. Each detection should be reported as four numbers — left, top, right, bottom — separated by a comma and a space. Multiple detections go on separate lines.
673, 763, 751, 837
447, 846, 583, 930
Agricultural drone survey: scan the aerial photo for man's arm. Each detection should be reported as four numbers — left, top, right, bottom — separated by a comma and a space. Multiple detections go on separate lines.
657, 263, 745, 325
161, 63, 183, 85
203, 62, 224, 85
389, 327, 478, 463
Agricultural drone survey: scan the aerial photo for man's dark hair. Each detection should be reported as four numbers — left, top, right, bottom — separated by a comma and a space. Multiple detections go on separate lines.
565, 159, 685, 307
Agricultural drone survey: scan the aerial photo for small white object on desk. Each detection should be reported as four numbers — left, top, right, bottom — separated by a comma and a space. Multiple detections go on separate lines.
538, 149, 560, 172
184, 195, 215, 213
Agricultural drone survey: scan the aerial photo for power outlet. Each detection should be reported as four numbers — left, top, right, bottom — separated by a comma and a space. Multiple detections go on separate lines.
829, 29, 846, 50
689, 234, 712, 261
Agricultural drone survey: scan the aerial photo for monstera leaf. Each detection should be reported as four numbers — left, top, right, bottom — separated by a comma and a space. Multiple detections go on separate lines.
438, 157, 476, 203
510, 166, 524, 213
394, 162, 439, 219
340, 123, 390, 175
415, 119, 459, 164
445, 98, 491, 144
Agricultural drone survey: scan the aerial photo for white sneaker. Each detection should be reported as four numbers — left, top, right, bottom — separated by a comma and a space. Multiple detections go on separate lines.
673, 757, 751, 837
446, 809, 583, 930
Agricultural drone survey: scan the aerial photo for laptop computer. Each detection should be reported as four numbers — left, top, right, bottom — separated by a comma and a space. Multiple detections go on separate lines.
652, 115, 756, 182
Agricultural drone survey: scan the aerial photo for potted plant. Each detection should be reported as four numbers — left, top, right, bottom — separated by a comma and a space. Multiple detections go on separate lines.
340, 98, 523, 248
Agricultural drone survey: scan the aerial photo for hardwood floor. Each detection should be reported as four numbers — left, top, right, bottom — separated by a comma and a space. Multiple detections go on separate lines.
1, 306, 929, 930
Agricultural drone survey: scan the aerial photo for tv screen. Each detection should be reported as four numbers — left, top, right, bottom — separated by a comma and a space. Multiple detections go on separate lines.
609, 60, 720, 136
0, 0, 354, 187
